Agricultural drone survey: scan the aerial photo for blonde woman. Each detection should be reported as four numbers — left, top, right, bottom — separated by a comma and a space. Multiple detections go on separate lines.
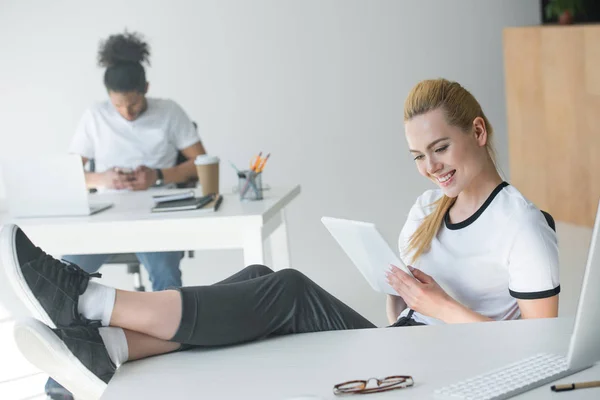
3, 79, 559, 399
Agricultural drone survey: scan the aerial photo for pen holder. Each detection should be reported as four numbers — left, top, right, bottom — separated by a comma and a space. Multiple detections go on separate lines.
237, 170, 264, 201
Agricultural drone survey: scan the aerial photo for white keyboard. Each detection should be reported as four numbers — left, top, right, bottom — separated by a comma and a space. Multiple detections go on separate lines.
434, 353, 573, 400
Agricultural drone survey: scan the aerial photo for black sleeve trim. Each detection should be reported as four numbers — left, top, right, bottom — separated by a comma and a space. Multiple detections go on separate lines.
509, 285, 561, 299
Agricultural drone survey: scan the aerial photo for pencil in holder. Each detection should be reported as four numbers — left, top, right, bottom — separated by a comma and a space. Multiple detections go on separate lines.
238, 170, 264, 201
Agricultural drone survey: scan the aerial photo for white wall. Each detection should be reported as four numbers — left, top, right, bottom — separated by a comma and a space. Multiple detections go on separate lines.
0, 0, 540, 326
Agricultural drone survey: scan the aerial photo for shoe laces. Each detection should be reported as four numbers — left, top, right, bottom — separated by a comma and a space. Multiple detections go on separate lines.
60, 258, 102, 278
34, 253, 102, 293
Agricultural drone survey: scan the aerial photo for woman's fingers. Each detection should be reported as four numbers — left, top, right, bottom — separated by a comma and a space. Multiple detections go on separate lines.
386, 268, 412, 297
410, 267, 433, 283
385, 271, 400, 293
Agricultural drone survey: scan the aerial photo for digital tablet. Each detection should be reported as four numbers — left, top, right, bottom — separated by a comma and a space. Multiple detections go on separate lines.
321, 216, 413, 295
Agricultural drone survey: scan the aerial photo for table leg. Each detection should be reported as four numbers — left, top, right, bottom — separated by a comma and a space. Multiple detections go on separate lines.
242, 227, 265, 267
269, 209, 291, 270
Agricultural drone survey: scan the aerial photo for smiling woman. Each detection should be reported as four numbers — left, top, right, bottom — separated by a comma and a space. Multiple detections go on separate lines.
387, 78, 559, 326
403, 79, 499, 262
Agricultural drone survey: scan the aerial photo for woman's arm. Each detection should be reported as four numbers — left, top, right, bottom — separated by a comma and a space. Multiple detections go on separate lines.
386, 294, 407, 325
387, 266, 559, 323
443, 295, 559, 323
518, 296, 559, 319
387, 265, 493, 324
402, 293, 559, 324
438, 300, 493, 323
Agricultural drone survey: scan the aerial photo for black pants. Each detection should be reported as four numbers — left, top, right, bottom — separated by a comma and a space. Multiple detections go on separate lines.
171, 265, 422, 346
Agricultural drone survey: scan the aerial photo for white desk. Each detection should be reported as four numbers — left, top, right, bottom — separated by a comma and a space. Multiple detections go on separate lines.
0, 186, 301, 269
101, 318, 599, 399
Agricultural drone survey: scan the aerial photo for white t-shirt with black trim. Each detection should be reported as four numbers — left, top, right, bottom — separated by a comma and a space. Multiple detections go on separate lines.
397, 182, 560, 325
69, 98, 201, 174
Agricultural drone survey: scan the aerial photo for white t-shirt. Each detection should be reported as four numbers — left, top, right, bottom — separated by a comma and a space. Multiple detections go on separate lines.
397, 182, 560, 325
69, 98, 201, 173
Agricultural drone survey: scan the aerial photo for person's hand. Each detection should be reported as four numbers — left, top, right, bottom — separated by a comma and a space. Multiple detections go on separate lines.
385, 265, 456, 320
130, 165, 158, 191
102, 168, 134, 190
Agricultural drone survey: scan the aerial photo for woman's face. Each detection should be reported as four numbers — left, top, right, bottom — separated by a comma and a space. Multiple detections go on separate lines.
109, 90, 147, 121
404, 108, 488, 198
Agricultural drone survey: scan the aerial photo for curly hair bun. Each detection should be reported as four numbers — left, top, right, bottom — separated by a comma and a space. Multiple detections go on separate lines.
98, 31, 150, 67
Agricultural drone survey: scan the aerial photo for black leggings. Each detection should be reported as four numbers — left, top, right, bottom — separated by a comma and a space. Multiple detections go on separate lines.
171, 265, 421, 347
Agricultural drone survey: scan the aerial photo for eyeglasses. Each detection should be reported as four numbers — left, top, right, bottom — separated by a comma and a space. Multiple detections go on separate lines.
333, 375, 414, 395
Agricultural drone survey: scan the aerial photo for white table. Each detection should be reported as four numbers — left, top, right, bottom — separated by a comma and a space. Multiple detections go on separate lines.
0, 185, 301, 269
101, 318, 599, 399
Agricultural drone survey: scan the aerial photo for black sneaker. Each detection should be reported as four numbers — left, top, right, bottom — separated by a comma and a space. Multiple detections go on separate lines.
0, 224, 100, 328
14, 318, 116, 400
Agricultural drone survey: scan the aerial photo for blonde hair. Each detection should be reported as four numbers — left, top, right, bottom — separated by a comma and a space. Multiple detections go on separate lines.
404, 78, 496, 263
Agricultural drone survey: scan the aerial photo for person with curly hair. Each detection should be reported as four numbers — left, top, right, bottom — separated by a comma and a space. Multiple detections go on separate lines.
74, 31, 206, 192
44, 31, 206, 399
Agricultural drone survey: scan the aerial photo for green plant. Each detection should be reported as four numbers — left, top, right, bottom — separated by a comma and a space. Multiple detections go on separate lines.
545, 0, 585, 20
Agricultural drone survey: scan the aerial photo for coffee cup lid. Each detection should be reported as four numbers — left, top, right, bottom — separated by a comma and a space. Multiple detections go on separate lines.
194, 155, 220, 165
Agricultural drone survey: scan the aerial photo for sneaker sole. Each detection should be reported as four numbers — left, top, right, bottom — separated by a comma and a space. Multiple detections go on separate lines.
0, 224, 56, 328
14, 318, 106, 400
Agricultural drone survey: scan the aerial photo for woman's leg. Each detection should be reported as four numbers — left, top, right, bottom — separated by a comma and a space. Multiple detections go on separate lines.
4, 223, 372, 348
108, 264, 276, 340
213, 264, 274, 285
173, 269, 376, 345
110, 289, 182, 340
89, 265, 277, 360
7, 225, 371, 398
124, 329, 181, 361
108, 268, 376, 345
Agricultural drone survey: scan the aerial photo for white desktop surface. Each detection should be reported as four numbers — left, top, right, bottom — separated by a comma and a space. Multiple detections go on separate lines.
0, 185, 301, 267
101, 318, 599, 400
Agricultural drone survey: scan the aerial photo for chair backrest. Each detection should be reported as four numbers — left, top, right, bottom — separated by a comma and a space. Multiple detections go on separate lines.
541, 210, 556, 232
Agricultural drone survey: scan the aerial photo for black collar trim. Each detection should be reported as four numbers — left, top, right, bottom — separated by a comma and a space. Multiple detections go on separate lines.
444, 182, 509, 230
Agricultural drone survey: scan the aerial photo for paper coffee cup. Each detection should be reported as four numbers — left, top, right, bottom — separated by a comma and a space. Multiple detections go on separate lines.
194, 155, 220, 196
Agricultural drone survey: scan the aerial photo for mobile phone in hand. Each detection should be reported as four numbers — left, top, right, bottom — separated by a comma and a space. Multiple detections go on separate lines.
115, 167, 135, 181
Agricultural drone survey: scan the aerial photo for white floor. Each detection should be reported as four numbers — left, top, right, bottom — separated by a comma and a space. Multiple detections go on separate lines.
0, 222, 592, 400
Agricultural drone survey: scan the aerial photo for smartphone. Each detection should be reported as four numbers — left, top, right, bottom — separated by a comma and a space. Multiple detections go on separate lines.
115, 167, 135, 181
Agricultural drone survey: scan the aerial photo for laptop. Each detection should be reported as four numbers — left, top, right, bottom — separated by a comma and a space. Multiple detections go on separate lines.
321, 216, 414, 296
1, 155, 113, 218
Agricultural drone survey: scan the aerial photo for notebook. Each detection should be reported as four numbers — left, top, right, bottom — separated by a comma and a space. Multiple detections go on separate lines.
152, 190, 195, 204
151, 194, 219, 213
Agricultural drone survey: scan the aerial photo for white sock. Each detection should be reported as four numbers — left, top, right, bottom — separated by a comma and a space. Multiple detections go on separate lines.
98, 327, 129, 367
78, 281, 116, 327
